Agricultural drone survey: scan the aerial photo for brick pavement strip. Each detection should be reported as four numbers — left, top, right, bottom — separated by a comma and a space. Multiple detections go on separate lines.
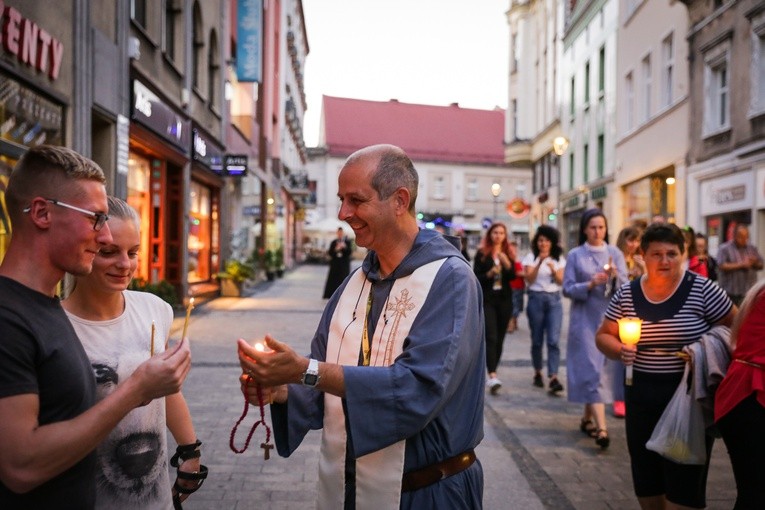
172, 264, 736, 509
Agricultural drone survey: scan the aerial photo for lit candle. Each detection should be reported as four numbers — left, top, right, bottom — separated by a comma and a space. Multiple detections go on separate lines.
150, 320, 156, 356
617, 318, 642, 386
181, 297, 195, 340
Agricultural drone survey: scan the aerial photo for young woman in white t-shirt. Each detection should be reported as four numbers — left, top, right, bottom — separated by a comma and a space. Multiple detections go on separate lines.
63, 197, 206, 509
522, 225, 566, 395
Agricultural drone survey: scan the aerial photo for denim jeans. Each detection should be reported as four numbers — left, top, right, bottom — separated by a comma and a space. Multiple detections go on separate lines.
526, 290, 562, 377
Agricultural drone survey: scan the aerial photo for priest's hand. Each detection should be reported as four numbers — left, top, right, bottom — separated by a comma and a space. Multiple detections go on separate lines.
238, 336, 307, 387
239, 375, 288, 405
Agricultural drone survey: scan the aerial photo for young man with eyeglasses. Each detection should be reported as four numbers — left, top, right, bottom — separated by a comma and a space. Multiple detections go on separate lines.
0, 145, 192, 508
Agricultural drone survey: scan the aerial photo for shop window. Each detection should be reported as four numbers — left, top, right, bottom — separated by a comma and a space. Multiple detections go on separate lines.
127, 153, 152, 281
0, 157, 16, 264
188, 181, 211, 282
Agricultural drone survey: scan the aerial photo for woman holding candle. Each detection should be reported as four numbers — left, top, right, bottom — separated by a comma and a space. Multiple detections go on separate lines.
596, 222, 735, 509
474, 222, 516, 395
63, 197, 206, 509
714, 278, 765, 509
562, 208, 627, 449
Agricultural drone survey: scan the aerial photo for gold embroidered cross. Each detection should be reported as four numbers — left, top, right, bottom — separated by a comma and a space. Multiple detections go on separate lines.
382, 289, 416, 365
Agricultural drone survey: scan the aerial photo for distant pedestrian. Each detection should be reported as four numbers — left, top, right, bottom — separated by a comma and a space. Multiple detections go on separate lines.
474, 222, 516, 395
522, 225, 565, 394
459, 231, 471, 262
507, 240, 525, 333
716, 224, 763, 306
322, 227, 352, 298
693, 232, 718, 281
562, 208, 627, 449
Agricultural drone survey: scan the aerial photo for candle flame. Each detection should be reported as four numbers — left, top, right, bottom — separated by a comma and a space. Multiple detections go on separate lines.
254, 342, 265, 352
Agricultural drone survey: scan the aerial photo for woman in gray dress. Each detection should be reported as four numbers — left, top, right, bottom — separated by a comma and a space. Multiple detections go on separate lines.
562, 209, 627, 448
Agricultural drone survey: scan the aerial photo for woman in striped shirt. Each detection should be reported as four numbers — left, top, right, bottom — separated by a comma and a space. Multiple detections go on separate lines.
596, 223, 735, 510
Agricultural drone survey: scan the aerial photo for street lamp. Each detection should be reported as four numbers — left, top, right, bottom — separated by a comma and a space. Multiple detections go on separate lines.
491, 182, 501, 220
552, 136, 570, 157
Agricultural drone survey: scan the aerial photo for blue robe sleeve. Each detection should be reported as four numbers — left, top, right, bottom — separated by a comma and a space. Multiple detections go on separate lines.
341, 258, 485, 458
562, 248, 592, 301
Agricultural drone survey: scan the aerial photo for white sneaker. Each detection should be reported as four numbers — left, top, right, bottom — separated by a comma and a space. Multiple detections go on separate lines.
487, 377, 502, 395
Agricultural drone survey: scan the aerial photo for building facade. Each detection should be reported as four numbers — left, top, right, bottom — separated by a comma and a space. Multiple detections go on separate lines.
308, 96, 532, 254
506, 0, 566, 236
613, 0, 690, 230
559, 0, 619, 248
683, 0, 765, 257
0, 0, 310, 301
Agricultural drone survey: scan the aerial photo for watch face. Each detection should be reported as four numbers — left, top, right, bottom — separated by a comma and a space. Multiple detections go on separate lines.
303, 373, 319, 386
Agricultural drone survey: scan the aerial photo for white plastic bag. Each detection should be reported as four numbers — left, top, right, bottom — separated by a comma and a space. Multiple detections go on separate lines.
645, 362, 707, 464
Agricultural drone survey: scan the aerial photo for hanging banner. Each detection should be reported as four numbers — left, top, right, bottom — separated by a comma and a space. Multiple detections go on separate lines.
236, 0, 263, 82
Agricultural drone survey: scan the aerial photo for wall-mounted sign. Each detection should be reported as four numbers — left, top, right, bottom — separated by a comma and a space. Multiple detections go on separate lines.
507, 197, 530, 219
1, 5, 64, 80
0, 74, 63, 147
236, 0, 263, 82
699, 171, 754, 216
132, 80, 190, 152
225, 154, 248, 177
192, 128, 224, 174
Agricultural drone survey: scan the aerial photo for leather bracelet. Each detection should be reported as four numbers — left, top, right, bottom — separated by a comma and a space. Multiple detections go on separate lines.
171, 439, 202, 467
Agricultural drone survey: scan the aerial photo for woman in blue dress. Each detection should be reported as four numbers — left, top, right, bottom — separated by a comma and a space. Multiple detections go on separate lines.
562, 208, 627, 448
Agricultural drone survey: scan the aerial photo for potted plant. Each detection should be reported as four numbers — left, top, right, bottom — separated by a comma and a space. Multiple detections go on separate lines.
216, 259, 255, 297
264, 250, 277, 281
274, 246, 285, 277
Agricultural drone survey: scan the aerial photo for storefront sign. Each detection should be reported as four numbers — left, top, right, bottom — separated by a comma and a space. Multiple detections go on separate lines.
699, 172, 754, 216
225, 154, 248, 176
0, 74, 62, 147
236, 0, 263, 82
243, 205, 260, 216
132, 80, 190, 153
192, 128, 224, 174
1, 4, 64, 80
506, 197, 530, 219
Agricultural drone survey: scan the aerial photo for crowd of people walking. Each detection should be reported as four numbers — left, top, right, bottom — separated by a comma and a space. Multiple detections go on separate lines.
457, 208, 763, 509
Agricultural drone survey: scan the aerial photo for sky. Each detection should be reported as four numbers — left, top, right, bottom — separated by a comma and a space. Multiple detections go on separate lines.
300, 0, 510, 147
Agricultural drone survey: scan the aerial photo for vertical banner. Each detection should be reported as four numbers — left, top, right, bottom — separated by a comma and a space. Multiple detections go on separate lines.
236, 0, 263, 82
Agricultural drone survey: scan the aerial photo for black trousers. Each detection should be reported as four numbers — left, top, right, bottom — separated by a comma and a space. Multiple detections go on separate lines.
483, 291, 512, 373
717, 392, 765, 510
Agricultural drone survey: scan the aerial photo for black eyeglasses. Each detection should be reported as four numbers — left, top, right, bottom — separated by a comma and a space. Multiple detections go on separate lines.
23, 198, 109, 231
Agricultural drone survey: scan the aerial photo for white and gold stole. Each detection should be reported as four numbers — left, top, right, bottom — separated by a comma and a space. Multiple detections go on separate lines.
318, 258, 446, 510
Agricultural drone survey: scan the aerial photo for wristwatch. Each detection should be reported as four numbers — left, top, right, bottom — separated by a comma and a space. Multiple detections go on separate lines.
301, 358, 320, 387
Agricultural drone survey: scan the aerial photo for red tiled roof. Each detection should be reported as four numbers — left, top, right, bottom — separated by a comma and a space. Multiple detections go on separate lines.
322, 96, 507, 165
